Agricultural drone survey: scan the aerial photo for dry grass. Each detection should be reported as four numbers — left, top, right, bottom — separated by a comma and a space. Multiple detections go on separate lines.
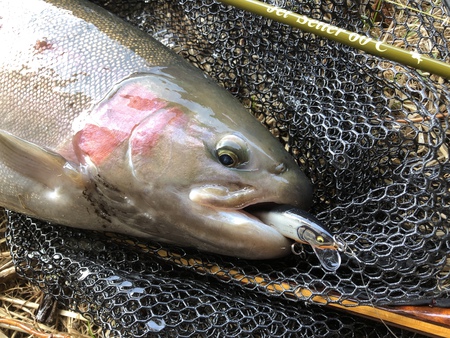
0, 210, 101, 337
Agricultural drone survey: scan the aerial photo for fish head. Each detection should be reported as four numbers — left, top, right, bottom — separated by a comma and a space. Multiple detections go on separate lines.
73, 64, 313, 259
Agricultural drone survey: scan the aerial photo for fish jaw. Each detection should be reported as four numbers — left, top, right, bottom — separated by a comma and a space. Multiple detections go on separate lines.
184, 206, 294, 260
184, 185, 306, 259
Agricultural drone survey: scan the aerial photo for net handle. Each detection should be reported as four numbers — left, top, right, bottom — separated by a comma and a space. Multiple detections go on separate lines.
217, 0, 450, 79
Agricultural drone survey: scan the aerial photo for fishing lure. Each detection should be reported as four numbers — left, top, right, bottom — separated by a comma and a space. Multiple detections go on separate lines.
252, 205, 344, 271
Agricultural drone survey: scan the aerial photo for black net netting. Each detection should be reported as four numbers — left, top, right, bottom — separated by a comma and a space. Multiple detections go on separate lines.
4, 0, 450, 337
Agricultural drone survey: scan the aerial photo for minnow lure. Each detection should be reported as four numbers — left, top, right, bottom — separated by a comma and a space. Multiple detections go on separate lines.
252, 205, 344, 271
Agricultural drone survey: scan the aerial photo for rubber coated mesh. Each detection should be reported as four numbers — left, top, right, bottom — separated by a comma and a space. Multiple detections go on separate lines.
5, 0, 450, 336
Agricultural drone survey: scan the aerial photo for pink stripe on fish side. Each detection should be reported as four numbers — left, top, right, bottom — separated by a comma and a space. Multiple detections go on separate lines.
74, 82, 185, 165
121, 94, 163, 111
93, 83, 169, 132
129, 107, 186, 157
75, 124, 128, 164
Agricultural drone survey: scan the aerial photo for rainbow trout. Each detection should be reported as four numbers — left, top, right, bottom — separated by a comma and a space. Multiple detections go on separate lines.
0, 0, 313, 259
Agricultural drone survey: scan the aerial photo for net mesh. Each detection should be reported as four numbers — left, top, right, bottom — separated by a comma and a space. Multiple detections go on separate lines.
5, 0, 450, 336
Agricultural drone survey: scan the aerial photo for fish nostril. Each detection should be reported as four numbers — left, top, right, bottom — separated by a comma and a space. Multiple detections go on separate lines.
274, 163, 287, 174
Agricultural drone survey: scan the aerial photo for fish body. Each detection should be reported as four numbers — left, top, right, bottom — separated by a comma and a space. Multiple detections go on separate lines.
0, 0, 312, 259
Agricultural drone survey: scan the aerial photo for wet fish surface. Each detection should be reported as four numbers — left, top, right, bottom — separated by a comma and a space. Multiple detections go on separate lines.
0, 0, 312, 259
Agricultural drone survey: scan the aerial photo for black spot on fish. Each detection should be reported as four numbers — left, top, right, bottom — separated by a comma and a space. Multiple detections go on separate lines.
82, 186, 113, 224
83, 174, 140, 227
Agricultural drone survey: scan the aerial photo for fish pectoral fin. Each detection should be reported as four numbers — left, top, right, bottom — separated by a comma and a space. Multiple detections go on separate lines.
0, 130, 84, 189
189, 185, 256, 208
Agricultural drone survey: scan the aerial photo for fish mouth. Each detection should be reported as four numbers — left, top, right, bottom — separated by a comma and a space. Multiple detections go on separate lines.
240, 202, 282, 222
187, 185, 310, 259
242, 202, 299, 238
191, 200, 295, 259
187, 184, 303, 234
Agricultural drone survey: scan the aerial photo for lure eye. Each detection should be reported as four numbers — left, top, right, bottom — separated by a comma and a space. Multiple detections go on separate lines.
300, 228, 331, 248
215, 135, 249, 168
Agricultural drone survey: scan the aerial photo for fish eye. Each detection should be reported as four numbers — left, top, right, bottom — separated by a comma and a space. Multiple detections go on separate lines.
215, 135, 249, 168
316, 235, 325, 244
218, 151, 238, 167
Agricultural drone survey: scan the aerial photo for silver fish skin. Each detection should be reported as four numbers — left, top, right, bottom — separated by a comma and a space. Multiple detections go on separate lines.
0, 0, 312, 259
